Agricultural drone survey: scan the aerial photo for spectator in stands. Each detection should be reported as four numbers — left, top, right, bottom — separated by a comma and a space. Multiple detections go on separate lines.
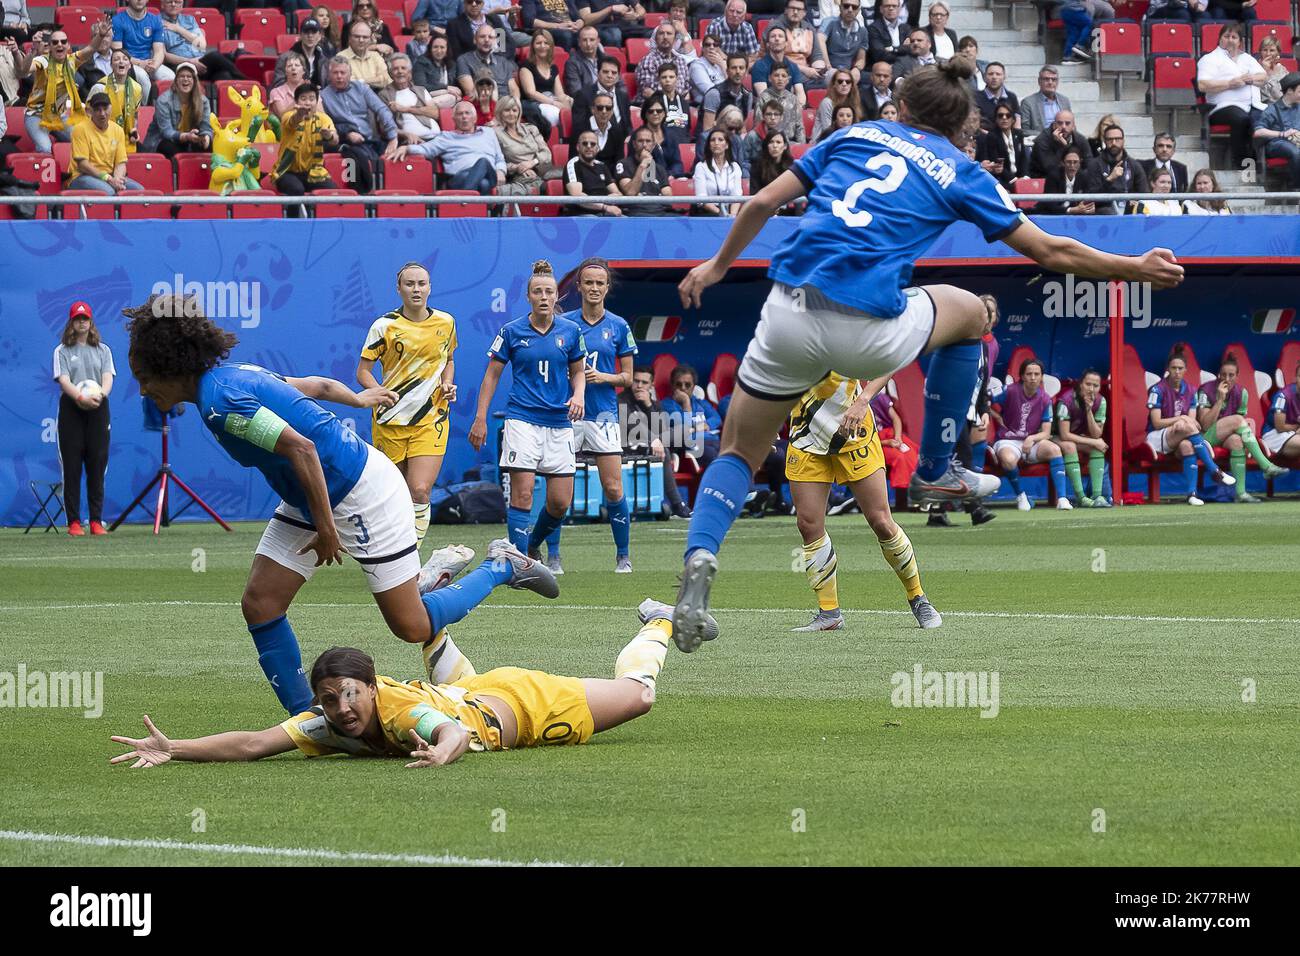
313, 6, 344, 49
564, 25, 603, 96
877, 100, 899, 120
89, 50, 145, 152
750, 128, 792, 191
577, 89, 628, 164
976, 104, 1027, 187
1029, 108, 1090, 177
958, 35, 987, 93
406, 19, 433, 59
573, 54, 630, 133
1140, 168, 1184, 214
811, 68, 862, 140
24, 26, 96, 154
690, 33, 728, 103
1144, 0, 1207, 21
752, 27, 806, 105
1057, 0, 1093, 65
523, 0, 585, 51
341, 19, 393, 91
2, 34, 30, 104
892, 29, 938, 85
276, 18, 334, 89
1197, 352, 1286, 500
518, 30, 571, 139
708, 0, 762, 66
580, 0, 652, 48
818, 102, 858, 140
273, 83, 340, 215
637, 92, 686, 175
635, 20, 692, 103
621, 365, 692, 518
1258, 35, 1288, 105
819, 0, 865, 28
1086, 113, 1118, 154
1198, 22, 1266, 168
456, 23, 519, 99
382, 54, 443, 145
1019, 65, 1070, 136
159, 0, 245, 84
868, 0, 909, 67
1147, 346, 1234, 505
743, 100, 783, 165
77, 25, 114, 95
667, 1, 706, 57
321, 56, 400, 193
662, 365, 722, 466
756, 64, 806, 141
563, 127, 623, 213
614, 125, 674, 213
1263, 361, 1300, 465
1138, 132, 1188, 193
411, 34, 460, 107
818, 2, 868, 83
493, 94, 555, 194
992, 359, 1073, 511
655, 64, 692, 138
859, 59, 894, 119
66, 91, 144, 195
1084, 123, 1147, 214
701, 52, 754, 129
409, 0, 461, 32
470, 71, 499, 125
1253, 71, 1300, 189
398, 98, 505, 193
771, 0, 826, 89
142, 63, 212, 158
697, 102, 747, 169
1055, 369, 1112, 507
1, 0, 30, 43
693, 127, 743, 214
922, 3, 957, 63
269, 53, 310, 120
113, 0, 171, 102
343, 0, 397, 56
448, 0, 516, 61
1184, 166, 1231, 213
974, 61, 1017, 132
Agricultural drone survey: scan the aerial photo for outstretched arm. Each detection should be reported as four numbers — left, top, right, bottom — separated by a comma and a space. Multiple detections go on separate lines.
404, 723, 471, 768
1002, 219, 1184, 289
286, 374, 398, 410
110, 715, 296, 769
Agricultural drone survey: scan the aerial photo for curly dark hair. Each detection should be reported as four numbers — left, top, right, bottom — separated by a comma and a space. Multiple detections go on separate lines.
124, 295, 239, 380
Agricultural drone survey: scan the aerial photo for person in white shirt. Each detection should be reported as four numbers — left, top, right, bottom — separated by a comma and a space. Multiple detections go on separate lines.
925, 2, 956, 63
693, 127, 742, 216
382, 54, 441, 144
1142, 168, 1184, 216
1196, 22, 1267, 167
1183, 167, 1231, 215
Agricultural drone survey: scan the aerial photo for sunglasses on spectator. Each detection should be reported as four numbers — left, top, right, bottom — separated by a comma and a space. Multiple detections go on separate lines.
594, 104, 613, 110
842, 3, 859, 8
645, 107, 665, 114
51, 37, 69, 45
834, 78, 852, 85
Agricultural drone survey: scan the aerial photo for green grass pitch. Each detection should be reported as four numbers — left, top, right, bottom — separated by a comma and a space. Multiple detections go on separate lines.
2, 502, 1298, 866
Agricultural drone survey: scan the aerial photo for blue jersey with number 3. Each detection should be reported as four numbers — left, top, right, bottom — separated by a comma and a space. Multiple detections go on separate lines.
771, 120, 1027, 318
488, 316, 587, 428
564, 310, 638, 425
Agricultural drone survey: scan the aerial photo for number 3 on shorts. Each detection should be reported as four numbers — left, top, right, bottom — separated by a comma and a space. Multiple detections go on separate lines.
833, 153, 908, 229
348, 514, 371, 546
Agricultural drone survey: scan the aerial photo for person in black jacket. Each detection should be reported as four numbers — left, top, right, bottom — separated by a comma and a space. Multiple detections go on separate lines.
867, 0, 909, 66
1137, 132, 1189, 194
571, 56, 631, 142
1083, 123, 1148, 214
1040, 146, 1096, 215
975, 103, 1028, 187
1028, 109, 1092, 178
446, 0, 515, 61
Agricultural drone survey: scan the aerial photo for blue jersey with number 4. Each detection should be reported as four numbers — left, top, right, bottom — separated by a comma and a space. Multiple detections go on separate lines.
197, 364, 370, 511
772, 120, 1027, 318
565, 310, 637, 424
488, 316, 587, 428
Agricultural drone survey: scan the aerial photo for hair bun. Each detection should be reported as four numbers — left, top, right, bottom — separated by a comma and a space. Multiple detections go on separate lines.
531, 259, 554, 277
940, 54, 977, 83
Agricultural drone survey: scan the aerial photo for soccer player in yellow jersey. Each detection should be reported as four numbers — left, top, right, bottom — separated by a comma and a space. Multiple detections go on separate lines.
109, 598, 717, 769
358, 262, 458, 549
785, 374, 941, 632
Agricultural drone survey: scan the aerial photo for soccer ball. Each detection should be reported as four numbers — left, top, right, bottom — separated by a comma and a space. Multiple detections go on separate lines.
76, 380, 103, 401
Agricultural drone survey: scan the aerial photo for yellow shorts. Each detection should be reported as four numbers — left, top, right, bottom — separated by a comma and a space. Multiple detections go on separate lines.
372, 411, 450, 462
785, 432, 885, 485
460, 667, 594, 749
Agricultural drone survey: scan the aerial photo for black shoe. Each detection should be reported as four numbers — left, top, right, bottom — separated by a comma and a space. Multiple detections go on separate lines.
766, 498, 794, 516
927, 512, 953, 527
745, 490, 770, 516
671, 503, 693, 519
968, 504, 996, 526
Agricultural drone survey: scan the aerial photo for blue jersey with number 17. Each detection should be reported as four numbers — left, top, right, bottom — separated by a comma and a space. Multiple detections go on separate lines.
565, 310, 638, 425
488, 316, 587, 428
771, 120, 1027, 318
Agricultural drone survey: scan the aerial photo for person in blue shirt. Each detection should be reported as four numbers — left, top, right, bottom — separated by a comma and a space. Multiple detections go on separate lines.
668, 56, 1187, 653
659, 364, 722, 471
470, 260, 587, 574
124, 294, 559, 716
563, 258, 639, 572
112, 0, 170, 103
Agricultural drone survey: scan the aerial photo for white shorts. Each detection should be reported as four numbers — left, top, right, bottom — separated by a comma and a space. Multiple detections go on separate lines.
500, 418, 576, 476
573, 419, 623, 456
1145, 426, 1179, 457
1262, 429, 1298, 455
992, 438, 1050, 466
736, 282, 936, 400
255, 444, 420, 594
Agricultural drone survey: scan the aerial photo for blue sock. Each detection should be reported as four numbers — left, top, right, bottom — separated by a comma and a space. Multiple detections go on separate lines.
1048, 456, 1068, 500
917, 339, 982, 481
422, 559, 513, 633
1005, 467, 1022, 495
506, 506, 530, 553
1182, 453, 1199, 493
1189, 432, 1218, 472
1101, 465, 1113, 501
970, 440, 988, 473
607, 496, 631, 557
545, 522, 562, 557
684, 452, 751, 558
249, 615, 312, 714
528, 507, 565, 554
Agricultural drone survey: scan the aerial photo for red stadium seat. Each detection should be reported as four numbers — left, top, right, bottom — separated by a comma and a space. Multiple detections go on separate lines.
677, 142, 695, 175
1121, 344, 1192, 501
235, 54, 278, 85
1149, 21, 1194, 57
1276, 341, 1300, 391
806, 88, 827, 111
1004, 347, 1039, 384
136, 106, 155, 140
1011, 177, 1044, 210
652, 352, 679, 400
790, 143, 811, 160
118, 190, 171, 220
623, 71, 637, 103
439, 106, 454, 131
802, 107, 814, 141
184, 7, 228, 42
383, 157, 434, 193
230, 189, 284, 219
61, 190, 118, 220
435, 189, 488, 217
322, 153, 349, 187
625, 38, 650, 66
1151, 55, 1196, 113
175, 153, 215, 191
250, 142, 278, 172
1219, 343, 1270, 427
313, 188, 367, 217
668, 176, 694, 212
1252, 22, 1294, 56
216, 80, 268, 120
372, 189, 426, 218
8, 152, 60, 195
706, 353, 739, 406
126, 153, 174, 193
697, 19, 713, 41
1252, 0, 1290, 19
517, 178, 564, 217
604, 49, 628, 72
218, 39, 246, 56
551, 143, 569, 168
1199, 21, 1224, 55
235, 10, 288, 52
52, 141, 72, 182
1096, 21, 1144, 91
5, 107, 33, 151
644, 13, 667, 29
173, 189, 230, 219
559, 108, 572, 139
55, 6, 101, 46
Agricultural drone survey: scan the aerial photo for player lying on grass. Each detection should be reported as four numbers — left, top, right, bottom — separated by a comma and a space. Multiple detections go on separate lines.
125, 296, 558, 716
109, 598, 715, 768
785, 374, 941, 632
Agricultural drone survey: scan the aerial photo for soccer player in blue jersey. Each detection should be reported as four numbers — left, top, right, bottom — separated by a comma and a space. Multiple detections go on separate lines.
124, 296, 560, 716
670, 57, 1186, 652
564, 257, 640, 572
470, 260, 588, 574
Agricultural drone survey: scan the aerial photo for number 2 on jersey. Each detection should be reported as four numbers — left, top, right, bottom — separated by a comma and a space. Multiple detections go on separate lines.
832, 153, 909, 229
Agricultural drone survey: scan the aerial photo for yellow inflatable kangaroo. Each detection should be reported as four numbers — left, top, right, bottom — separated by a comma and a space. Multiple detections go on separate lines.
207, 86, 281, 194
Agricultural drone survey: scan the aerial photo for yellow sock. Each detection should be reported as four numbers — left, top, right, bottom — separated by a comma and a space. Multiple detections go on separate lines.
422, 627, 475, 684
878, 528, 923, 601
615, 620, 671, 697
801, 534, 840, 612
413, 501, 431, 548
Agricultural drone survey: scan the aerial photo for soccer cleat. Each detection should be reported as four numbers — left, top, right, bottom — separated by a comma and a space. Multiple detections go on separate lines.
1210, 469, 1236, 486
926, 511, 953, 527
909, 595, 943, 629
487, 538, 559, 598
826, 496, 858, 516
1263, 463, 1287, 480
792, 609, 844, 632
638, 597, 718, 641
1016, 492, 1033, 511
67, 520, 84, 537
1236, 492, 1263, 504
417, 545, 476, 595
546, 554, 564, 575
969, 503, 996, 525
1187, 495, 1205, 506
670, 502, 693, 519
672, 549, 718, 653
1079, 496, 1094, 508
909, 462, 1000, 506
1091, 496, 1112, 508
615, 555, 633, 573
1056, 498, 1074, 511
89, 521, 107, 536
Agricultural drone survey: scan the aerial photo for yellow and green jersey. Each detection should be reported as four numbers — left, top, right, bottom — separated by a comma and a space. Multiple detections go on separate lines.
360, 308, 458, 428
789, 373, 876, 457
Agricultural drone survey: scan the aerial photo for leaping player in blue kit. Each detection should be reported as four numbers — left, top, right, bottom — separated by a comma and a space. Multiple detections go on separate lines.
670, 58, 1187, 653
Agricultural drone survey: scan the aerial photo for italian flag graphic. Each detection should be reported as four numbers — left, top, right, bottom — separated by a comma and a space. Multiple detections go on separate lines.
1252, 309, 1295, 334
633, 315, 681, 341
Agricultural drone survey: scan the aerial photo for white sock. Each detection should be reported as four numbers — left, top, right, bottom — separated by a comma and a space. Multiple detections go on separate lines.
615, 620, 671, 699
423, 628, 475, 684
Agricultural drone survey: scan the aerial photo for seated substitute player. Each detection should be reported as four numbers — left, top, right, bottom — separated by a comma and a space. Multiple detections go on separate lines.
1054, 369, 1113, 508
109, 595, 719, 768
1195, 352, 1287, 502
785, 373, 941, 632
357, 262, 458, 549
470, 260, 587, 574
1147, 346, 1235, 506
1263, 360, 1300, 465
124, 296, 558, 717
669, 56, 1184, 652
991, 359, 1072, 511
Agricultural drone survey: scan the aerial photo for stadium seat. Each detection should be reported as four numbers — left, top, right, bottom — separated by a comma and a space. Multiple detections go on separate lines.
1004, 347, 1040, 383
806, 88, 827, 111
625, 38, 650, 66
235, 55, 278, 86
1252, 0, 1291, 19
517, 179, 563, 217
218, 39, 246, 56
250, 142, 278, 172
5, 107, 32, 151
678, 143, 695, 175
435, 189, 488, 217
551, 143, 569, 168
236, 10, 288, 52
275, 34, 298, 54
1276, 341, 1300, 390
136, 106, 155, 140
322, 153, 349, 186
668, 177, 694, 212
1219, 343, 1271, 426
173, 189, 230, 219
216, 80, 268, 120
117, 190, 171, 219
439, 106, 454, 131
1120, 344, 1191, 502
55, 6, 102, 46
175, 153, 215, 191
790, 143, 811, 160
51, 141, 72, 182
1151, 55, 1196, 126
706, 353, 739, 406
624, 71, 637, 103
313, 188, 366, 217
644, 12, 667, 28
1252, 22, 1294, 56
697, 19, 714, 40
60, 190, 117, 220
1011, 177, 1045, 210
1148, 21, 1194, 57
1199, 21, 1224, 55
1096, 21, 1144, 96
230, 189, 284, 219
384, 157, 434, 193
559, 108, 572, 139
8, 152, 60, 195
126, 153, 174, 193
372, 189, 426, 218
652, 352, 679, 400
604, 48, 628, 72
184, 8, 228, 42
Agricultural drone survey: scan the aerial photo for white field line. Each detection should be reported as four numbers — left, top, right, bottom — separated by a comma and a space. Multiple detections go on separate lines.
0, 829, 603, 867
0, 599, 1294, 627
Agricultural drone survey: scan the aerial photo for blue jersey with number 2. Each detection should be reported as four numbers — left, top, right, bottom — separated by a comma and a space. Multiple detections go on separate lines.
771, 120, 1027, 318
488, 316, 587, 428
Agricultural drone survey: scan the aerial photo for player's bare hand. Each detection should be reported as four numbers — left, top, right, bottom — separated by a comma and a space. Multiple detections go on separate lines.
584, 366, 604, 385
468, 417, 487, 450
1133, 248, 1184, 289
357, 386, 400, 410
678, 258, 725, 309
110, 715, 173, 769
567, 396, 585, 421
1094, 439, 1108, 453
1217, 378, 1232, 399
404, 730, 450, 768
439, 382, 458, 403
298, 529, 344, 567
838, 405, 866, 438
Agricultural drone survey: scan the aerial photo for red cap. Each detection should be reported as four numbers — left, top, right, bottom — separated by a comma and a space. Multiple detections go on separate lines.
69, 301, 93, 320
